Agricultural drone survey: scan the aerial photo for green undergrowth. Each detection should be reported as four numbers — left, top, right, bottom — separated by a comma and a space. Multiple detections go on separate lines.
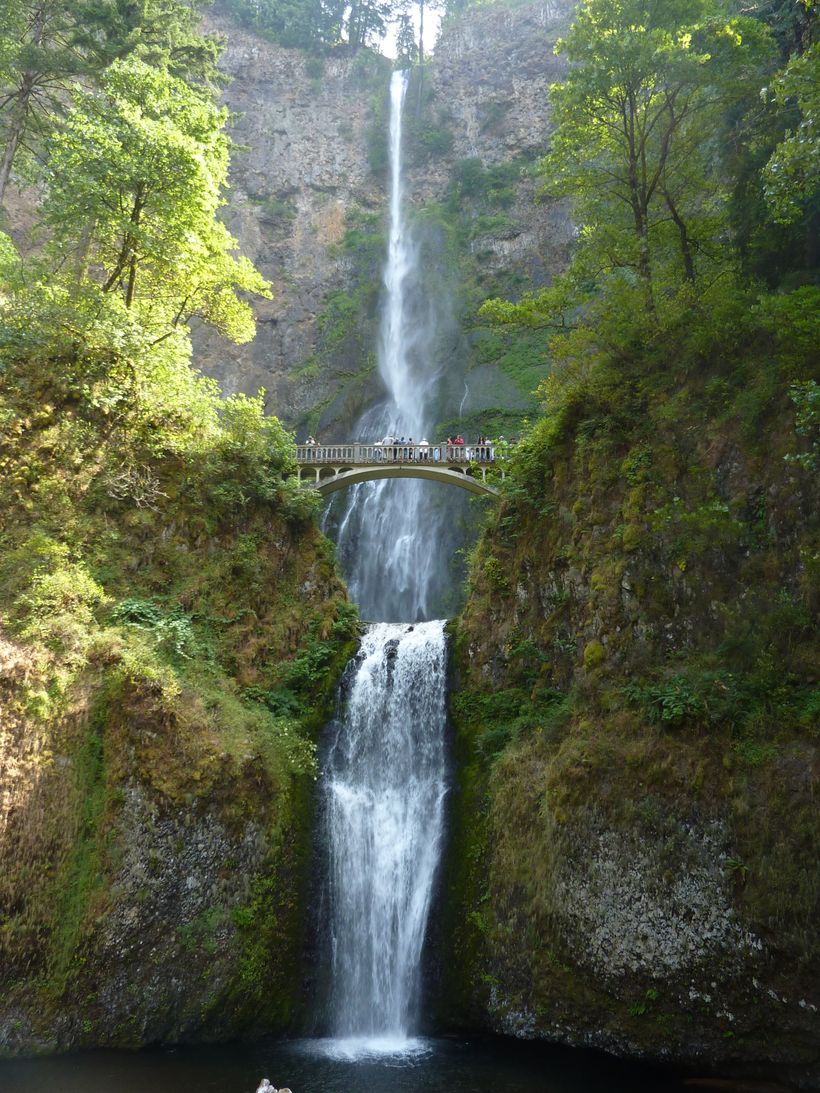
441, 280, 820, 1043
0, 313, 357, 1031
292, 217, 382, 435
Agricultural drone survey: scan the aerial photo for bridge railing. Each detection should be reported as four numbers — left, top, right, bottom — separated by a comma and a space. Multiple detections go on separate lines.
295, 442, 499, 464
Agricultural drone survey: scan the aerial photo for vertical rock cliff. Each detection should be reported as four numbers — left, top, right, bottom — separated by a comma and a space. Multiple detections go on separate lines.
195, 1, 575, 438
438, 316, 820, 1085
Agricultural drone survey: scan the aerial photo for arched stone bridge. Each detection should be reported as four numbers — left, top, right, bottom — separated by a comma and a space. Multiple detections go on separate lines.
295, 442, 504, 498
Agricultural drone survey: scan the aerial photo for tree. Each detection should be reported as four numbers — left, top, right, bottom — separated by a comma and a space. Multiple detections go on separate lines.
740, 0, 816, 59
225, 0, 347, 49
70, 0, 223, 79
0, 0, 222, 209
346, 0, 394, 48
0, 0, 80, 205
538, 0, 772, 307
763, 43, 820, 223
42, 59, 270, 343
395, 7, 419, 66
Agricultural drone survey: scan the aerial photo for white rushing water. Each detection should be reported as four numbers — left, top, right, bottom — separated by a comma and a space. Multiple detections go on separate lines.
330, 70, 453, 623
318, 72, 452, 1059
323, 621, 448, 1052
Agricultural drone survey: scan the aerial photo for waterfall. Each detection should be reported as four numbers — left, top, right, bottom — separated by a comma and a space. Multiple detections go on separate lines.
323, 621, 448, 1050
316, 71, 451, 1059
328, 70, 454, 623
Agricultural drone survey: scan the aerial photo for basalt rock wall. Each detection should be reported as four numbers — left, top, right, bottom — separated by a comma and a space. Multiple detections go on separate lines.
195, 1, 575, 437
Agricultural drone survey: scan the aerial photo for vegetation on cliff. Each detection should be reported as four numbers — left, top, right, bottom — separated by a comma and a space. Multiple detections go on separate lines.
223, 0, 421, 54
442, 0, 819, 1075
0, 8, 357, 1052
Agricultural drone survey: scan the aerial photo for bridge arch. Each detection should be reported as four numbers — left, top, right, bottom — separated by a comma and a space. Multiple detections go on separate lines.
308, 464, 498, 497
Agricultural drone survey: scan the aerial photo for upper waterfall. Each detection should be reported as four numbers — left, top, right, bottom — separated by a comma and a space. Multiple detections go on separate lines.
327, 70, 471, 622
379, 71, 421, 435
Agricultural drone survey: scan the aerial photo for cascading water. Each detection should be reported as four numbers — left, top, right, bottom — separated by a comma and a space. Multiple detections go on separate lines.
316, 73, 452, 1056
328, 70, 460, 623
323, 622, 447, 1049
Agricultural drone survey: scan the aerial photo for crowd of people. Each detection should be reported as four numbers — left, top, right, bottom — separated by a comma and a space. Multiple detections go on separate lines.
374, 434, 503, 462
300, 433, 514, 461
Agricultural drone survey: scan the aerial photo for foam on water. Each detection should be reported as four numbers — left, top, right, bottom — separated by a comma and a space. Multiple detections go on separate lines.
300, 1036, 433, 1063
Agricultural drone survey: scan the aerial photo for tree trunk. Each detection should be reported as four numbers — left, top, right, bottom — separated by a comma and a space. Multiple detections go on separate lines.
663, 188, 695, 284
72, 220, 95, 285
638, 218, 654, 310
630, 192, 654, 309
0, 83, 33, 208
0, 5, 45, 208
624, 91, 654, 308
102, 187, 145, 297
125, 255, 137, 307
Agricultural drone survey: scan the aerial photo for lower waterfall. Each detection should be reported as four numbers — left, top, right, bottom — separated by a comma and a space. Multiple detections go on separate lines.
322, 621, 448, 1050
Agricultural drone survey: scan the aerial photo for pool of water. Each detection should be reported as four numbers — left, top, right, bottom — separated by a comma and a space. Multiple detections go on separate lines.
0, 1035, 683, 1093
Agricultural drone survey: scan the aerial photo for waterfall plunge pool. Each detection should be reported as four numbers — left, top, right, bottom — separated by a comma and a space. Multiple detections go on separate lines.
0, 1034, 685, 1092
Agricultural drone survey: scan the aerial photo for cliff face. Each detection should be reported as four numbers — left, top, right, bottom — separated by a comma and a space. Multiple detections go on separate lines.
0, 647, 314, 1051
417, 0, 573, 282
437, 315, 820, 1084
193, 13, 388, 432
195, 1, 574, 438
1, 3, 574, 436
0, 524, 355, 1053
0, 343, 358, 1053
0, 0, 578, 1056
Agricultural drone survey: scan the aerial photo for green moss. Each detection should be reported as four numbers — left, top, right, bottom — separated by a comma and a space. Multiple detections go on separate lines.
0, 318, 357, 1046
583, 639, 605, 670
621, 523, 643, 551
449, 157, 520, 209
47, 688, 109, 997
438, 274, 818, 1062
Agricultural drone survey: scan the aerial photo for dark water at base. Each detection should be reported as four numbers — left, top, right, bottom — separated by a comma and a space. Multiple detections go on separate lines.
0, 1036, 683, 1093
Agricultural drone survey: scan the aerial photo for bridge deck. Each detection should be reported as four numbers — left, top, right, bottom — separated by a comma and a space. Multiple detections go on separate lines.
294, 442, 504, 497
296, 441, 497, 464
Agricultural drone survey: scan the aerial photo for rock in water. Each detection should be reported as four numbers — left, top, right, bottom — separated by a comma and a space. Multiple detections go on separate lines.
256, 1081, 276, 1093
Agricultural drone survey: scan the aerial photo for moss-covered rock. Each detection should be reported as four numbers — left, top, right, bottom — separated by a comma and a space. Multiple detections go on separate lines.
0, 349, 357, 1055
438, 298, 820, 1085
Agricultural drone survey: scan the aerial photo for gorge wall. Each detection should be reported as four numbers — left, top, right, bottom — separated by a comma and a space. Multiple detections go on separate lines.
435, 322, 820, 1084
2, 0, 817, 1084
0, 0, 578, 1057
196, 0, 574, 439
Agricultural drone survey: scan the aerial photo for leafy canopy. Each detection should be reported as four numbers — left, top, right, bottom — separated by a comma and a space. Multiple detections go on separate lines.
43, 58, 270, 342
763, 42, 820, 223
0, 0, 223, 207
